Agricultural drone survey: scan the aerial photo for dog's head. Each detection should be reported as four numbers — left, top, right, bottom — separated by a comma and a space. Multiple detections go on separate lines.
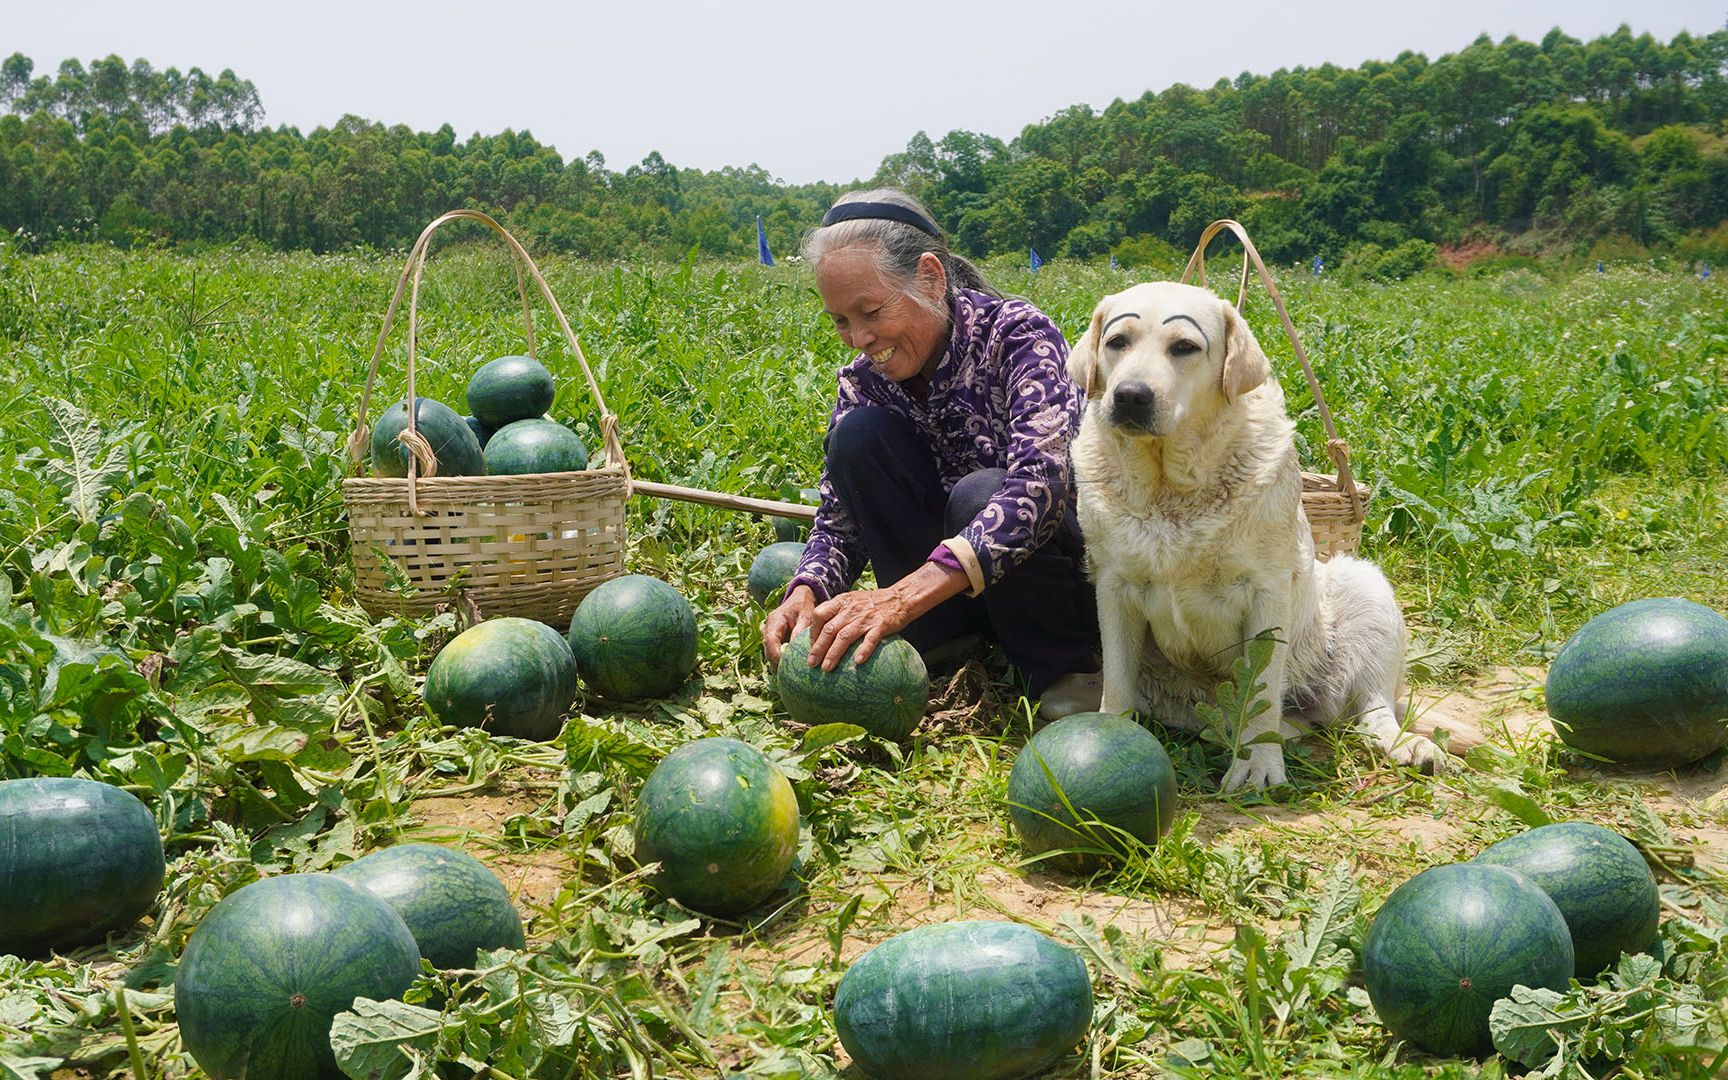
1067, 282, 1270, 438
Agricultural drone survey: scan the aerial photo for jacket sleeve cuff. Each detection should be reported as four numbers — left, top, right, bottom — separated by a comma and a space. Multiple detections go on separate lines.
940, 537, 986, 597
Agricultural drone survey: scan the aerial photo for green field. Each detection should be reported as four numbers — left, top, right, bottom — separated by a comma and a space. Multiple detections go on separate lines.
1, 236, 1725, 1078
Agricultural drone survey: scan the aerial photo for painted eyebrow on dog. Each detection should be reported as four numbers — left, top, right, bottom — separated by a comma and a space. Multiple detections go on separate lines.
1101, 312, 1140, 336
1161, 314, 1210, 348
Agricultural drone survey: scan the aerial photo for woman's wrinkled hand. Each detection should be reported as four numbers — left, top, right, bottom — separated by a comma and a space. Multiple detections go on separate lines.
804, 588, 915, 671
762, 585, 818, 669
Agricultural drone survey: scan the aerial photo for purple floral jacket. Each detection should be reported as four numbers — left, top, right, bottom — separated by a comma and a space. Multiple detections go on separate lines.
792, 288, 1081, 599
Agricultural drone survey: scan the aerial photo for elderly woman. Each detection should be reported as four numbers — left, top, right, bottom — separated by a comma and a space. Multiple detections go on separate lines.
762, 188, 1100, 717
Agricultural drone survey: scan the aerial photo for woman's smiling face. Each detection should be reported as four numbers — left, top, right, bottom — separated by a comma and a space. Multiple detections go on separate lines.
814, 245, 950, 383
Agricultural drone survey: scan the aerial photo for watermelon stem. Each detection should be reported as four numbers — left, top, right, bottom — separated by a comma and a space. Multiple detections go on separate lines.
114, 985, 150, 1080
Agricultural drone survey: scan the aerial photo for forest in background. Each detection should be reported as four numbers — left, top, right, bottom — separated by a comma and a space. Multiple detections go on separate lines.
1, 24, 1725, 273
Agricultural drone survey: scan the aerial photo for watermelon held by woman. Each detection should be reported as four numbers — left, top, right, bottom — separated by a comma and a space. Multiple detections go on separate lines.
1475, 821, 1659, 977
1007, 713, 1178, 871
369, 396, 485, 478
334, 843, 525, 969
747, 542, 806, 605
1545, 596, 1728, 769
0, 777, 166, 955
174, 873, 422, 1080
566, 575, 699, 700
632, 737, 800, 916
467, 354, 555, 428
422, 617, 577, 740
775, 627, 928, 741
481, 417, 589, 476
833, 920, 1093, 1080
1362, 862, 1574, 1057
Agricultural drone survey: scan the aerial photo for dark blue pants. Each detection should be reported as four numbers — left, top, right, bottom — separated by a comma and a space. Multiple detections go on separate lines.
826, 406, 1099, 695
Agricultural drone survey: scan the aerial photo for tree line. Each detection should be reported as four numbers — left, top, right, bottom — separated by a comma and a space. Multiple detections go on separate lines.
2, 24, 1725, 272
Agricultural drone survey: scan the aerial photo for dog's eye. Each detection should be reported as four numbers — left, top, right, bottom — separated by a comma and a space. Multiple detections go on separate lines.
1104, 333, 1129, 351
1170, 339, 1202, 357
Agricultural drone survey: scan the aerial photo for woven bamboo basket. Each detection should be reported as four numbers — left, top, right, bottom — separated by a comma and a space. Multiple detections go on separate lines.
1180, 219, 1369, 559
342, 209, 629, 626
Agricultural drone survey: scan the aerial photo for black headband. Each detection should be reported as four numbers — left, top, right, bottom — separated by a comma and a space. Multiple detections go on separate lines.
820, 201, 941, 238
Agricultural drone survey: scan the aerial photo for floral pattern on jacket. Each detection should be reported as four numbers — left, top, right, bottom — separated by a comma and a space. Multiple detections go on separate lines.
794, 288, 1080, 599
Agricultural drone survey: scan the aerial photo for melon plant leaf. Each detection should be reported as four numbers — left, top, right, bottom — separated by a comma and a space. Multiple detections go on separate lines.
1488, 984, 1575, 1068
798, 722, 867, 754
42, 397, 129, 524
1484, 781, 1554, 827
0, 1053, 62, 1080
331, 997, 447, 1080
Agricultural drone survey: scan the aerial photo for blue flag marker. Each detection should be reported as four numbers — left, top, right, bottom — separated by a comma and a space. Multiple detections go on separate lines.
1109, 254, 1119, 271
1702, 263, 1711, 280
1311, 255, 1324, 276
756, 215, 774, 266
1029, 247, 1043, 271
1597, 261, 1605, 273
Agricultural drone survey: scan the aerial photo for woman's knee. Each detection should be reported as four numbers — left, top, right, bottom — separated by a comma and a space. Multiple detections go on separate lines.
945, 468, 1007, 532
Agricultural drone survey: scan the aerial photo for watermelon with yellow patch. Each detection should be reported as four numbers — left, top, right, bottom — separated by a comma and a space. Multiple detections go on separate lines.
632, 737, 799, 916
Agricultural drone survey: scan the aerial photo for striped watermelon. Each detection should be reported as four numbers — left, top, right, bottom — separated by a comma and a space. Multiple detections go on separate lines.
633, 738, 800, 916
834, 920, 1092, 1080
1007, 713, 1177, 870
1545, 597, 1728, 768
1475, 822, 1659, 977
566, 575, 699, 700
775, 627, 927, 740
1363, 862, 1573, 1056
174, 874, 422, 1079
335, 843, 525, 969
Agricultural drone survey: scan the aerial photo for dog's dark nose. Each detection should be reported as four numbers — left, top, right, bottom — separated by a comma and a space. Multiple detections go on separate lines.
1110, 380, 1156, 428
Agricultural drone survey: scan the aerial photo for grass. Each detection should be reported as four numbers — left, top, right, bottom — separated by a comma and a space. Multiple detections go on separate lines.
0, 236, 1725, 1077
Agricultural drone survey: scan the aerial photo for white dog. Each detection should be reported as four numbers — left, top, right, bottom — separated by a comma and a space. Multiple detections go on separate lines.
1067, 282, 1443, 792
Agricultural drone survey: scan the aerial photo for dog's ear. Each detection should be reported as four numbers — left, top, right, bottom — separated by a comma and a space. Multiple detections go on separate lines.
1220, 302, 1271, 403
1067, 302, 1108, 399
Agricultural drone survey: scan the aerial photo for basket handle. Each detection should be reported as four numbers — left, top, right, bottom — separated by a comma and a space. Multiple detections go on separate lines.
344, 209, 631, 511
1180, 219, 1361, 513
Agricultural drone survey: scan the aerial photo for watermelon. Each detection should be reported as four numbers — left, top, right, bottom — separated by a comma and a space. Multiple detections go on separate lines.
0, 777, 165, 955
175, 874, 422, 1080
1545, 597, 1728, 768
423, 617, 577, 740
467, 354, 555, 428
369, 396, 485, 478
747, 542, 806, 604
334, 843, 525, 969
566, 575, 699, 700
463, 414, 495, 449
833, 920, 1092, 1080
1475, 822, 1659, 977
481, 417, 589, 475
775, 627, 927, 740
1007, 713, 1177, 870
1362, 862, 1574, 1057
769, 487, 820, 543
633, 737, 800, 916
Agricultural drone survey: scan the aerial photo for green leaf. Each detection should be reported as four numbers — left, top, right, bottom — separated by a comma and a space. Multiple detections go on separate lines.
1488, 984, 1576, 1067
1484, 781, 1554, 827
799, 722, 867, 753
563, 718, 658, 778
330, 997, 446, 1080
0, 1052, 63, 1080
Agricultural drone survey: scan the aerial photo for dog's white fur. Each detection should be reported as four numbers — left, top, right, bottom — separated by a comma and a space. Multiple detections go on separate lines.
1067, 282, 1442, 792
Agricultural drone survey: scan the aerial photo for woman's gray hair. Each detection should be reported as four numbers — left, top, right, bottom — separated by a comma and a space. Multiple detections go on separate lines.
801, 188, 1000, 316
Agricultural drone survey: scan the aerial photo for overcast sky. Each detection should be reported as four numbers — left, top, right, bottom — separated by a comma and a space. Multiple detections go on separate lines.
9, 1, 1725, 184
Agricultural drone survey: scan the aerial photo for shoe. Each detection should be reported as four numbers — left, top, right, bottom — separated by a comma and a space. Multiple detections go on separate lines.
1037, 670, 1103, 719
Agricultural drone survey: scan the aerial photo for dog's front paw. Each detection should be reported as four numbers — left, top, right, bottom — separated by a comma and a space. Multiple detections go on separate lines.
1390, 733, 1446, 775
1221, 747, 1287, 793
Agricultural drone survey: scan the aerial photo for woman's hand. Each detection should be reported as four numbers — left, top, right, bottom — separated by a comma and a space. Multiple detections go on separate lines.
803, 562, 970, 671
805, 588, 917, 671
762, 585, 818, 669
